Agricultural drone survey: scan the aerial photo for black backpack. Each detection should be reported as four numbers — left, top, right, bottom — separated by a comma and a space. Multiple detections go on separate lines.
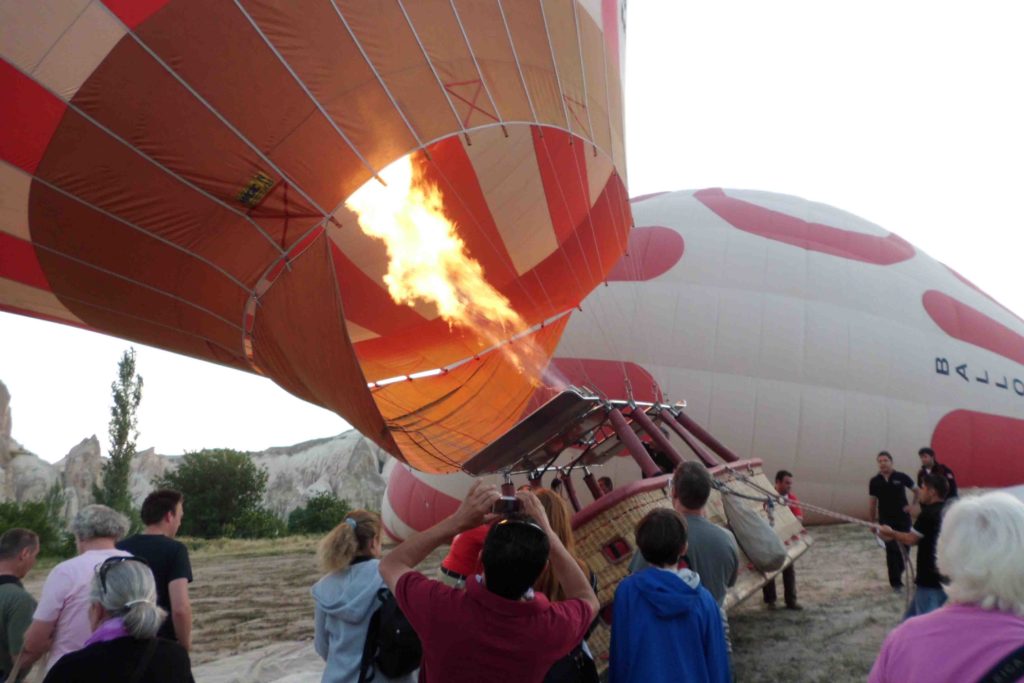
543, 569, 600, 683
358, 587, 422, 682
543, 643, 599, 683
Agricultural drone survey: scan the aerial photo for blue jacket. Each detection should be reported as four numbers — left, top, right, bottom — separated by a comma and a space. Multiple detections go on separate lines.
609, 567, 730, 683
311, 558, 415, 683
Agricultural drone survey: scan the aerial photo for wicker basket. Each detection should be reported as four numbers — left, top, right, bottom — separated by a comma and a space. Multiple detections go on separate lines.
573, 484, 673, 668
571, 461, 814, 673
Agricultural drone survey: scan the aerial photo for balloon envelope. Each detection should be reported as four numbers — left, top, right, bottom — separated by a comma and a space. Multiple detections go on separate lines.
0, 0, 630, 473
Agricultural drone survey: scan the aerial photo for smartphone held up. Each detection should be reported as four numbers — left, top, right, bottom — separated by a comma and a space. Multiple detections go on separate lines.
491, 496, 522, 515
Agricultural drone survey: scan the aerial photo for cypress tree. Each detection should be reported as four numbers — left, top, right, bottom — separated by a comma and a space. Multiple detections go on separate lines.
94, 348, 143, 516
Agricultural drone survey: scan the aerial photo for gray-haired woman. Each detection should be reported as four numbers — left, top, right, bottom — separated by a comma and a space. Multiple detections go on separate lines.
19, 504, 132, 676
869, 492, 1024, 682
42, 556, 193, 682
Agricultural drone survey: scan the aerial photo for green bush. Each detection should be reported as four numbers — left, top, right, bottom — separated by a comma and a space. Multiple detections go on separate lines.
54, 531, 77, 558
0, 485, 74, 558
233, 507, 288, 539
154, 448, 269, 538
287, 493, 352, 535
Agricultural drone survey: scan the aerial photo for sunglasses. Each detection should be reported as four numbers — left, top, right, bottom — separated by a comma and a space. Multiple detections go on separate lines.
494, 517, 546, 536
96, 556, 150, 594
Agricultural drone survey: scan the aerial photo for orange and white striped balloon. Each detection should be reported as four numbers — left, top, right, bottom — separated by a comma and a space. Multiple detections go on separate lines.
1, 0, 630, 473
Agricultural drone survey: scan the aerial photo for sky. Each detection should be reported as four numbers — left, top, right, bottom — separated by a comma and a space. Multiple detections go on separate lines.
2, 1, 1022, 463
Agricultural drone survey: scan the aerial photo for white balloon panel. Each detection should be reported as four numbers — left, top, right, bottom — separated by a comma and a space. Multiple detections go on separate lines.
383, 188, 1024, 538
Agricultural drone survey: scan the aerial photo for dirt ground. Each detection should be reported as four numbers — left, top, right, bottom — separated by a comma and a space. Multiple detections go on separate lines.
730, 523, 904, 682
196, 524, 906, 680
22, 524, 906, 681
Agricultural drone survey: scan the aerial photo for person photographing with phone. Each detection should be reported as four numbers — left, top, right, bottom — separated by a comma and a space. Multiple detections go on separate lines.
378, 481, 600, 683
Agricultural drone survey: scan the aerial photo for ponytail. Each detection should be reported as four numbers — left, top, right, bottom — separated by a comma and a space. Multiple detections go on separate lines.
121, 599, 167, 639
91, 558, 167, 640
318, 510, 381, 574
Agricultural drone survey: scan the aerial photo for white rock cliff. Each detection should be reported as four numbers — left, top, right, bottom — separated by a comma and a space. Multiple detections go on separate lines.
0, 379, 389, 522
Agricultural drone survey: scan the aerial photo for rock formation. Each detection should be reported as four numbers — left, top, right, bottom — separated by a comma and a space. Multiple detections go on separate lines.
0, 379, 390, 523
0, 381, 10, 466
256, 431, 387, 515
8, 451, 58, 504
0, 380, 12, 500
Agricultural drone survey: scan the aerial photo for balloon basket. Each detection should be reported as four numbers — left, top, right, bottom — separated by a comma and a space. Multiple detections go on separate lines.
569, 460, 813, 674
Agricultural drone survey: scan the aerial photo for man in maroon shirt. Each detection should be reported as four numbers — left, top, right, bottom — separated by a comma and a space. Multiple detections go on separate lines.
916, 447, 958, 499
379, 481, 599, 683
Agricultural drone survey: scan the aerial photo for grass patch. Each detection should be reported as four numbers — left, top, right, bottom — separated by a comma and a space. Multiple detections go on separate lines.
26, 535, 321, 575
184, 534, 320, 560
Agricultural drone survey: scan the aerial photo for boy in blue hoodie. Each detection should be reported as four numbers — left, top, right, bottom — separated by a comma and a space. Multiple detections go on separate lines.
610, 508, 730, 683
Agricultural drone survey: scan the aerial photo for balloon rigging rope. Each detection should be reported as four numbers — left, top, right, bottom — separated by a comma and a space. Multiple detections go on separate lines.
714, 467, 917, 608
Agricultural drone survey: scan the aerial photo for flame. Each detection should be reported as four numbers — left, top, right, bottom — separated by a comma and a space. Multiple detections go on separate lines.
345, 154, 545, 379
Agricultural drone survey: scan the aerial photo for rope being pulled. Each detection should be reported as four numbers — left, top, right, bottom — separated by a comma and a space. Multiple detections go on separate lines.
717, 465, 877, 528
713, 466, 917, 608
714, 474, 863, 528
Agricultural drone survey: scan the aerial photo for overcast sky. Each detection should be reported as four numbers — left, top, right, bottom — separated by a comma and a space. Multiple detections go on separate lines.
2, 1, 1021, 463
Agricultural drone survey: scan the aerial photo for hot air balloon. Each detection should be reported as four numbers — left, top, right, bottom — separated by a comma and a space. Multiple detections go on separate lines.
0, 0, 630, 473
383, 187, 1024, 536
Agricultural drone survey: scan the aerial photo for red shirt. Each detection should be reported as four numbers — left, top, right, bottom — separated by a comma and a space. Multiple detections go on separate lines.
395, 572, 592, 683
440, 524, 489, 577
785, 492, 803, 519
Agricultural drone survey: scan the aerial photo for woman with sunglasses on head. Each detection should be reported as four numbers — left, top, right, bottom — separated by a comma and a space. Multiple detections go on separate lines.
312, 510, 416, 683
42, 556, 193, 682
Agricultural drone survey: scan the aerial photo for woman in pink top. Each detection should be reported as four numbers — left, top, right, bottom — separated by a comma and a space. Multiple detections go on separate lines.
869, 492, 1024, 683
18, 505, 131, 676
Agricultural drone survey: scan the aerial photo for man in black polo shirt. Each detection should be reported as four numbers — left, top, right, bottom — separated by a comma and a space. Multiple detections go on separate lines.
916, 447, 958, 499
869, 451, 917, 590
117, 489, 193, 648
879, 473, 950, 619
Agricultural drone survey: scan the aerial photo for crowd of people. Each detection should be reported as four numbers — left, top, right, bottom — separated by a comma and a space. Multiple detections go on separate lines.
0, 490, 195, 682
308, 447, 1024, 683
1, 446, 1022, 683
